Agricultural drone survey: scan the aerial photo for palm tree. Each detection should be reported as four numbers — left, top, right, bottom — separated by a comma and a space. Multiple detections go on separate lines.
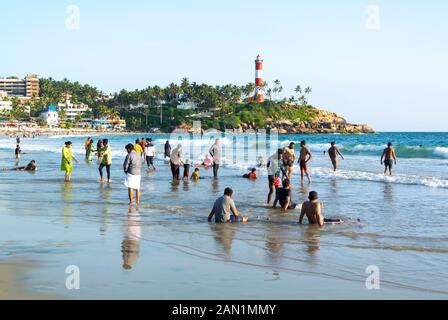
295, 85, 302, 101
304, 86, 312, 105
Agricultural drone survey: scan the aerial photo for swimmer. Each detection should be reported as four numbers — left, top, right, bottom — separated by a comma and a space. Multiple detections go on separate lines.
243, 168, 257, 180
2, 160, 37, 171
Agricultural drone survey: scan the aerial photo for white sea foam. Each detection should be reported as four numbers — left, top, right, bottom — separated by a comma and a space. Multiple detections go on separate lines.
311, 167, 448, 189
433, 147, 448, 159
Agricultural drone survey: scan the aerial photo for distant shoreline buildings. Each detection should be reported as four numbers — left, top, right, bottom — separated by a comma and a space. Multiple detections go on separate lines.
0, 74, 39, 99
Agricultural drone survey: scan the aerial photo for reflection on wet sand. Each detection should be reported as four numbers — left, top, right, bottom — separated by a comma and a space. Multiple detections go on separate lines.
62, 182, 73, 227
211, 178, 220, 194
301, 226, 321, 262
384, 183, 394, 202
121, 206, 141, 270
210, 224, 236, 258
171, 180, 180, 192
265, 224, 285, 264
100, 184, 112, 234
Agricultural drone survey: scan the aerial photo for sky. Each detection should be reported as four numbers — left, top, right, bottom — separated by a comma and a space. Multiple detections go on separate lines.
1, 0, 447, 131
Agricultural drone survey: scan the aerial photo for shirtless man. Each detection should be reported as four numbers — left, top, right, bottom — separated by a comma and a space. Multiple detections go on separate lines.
299, 141, 312, 184
282, 143, 296, 180
328, 142, 344, 172
381, 142, 397, 176
299, 191, 343, 227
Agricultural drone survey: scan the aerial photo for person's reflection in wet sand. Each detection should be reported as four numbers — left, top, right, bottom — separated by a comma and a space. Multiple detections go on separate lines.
182, 180, 190, 192
211, 177, 220, 194
62, 182, 73, 227
210, 224, 236, 258
100, 184, 112, 234
171, 179, 180, 193
265, 223, 284, 265
330, 178, 338, 194
121, 206, 141, 270
383, 183, 394, 202
301, 225, 321, 263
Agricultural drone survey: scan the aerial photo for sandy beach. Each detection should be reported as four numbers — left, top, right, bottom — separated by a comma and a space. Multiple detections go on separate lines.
1, 132, 447, 299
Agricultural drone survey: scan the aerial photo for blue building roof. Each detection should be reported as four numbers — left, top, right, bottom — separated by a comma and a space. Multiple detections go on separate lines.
47, 106, 58, 112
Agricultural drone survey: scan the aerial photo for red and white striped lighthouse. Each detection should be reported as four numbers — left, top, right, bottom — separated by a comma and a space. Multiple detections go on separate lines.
254, 54, 265, 102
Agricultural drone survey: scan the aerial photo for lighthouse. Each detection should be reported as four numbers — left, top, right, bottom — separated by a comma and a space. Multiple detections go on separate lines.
254, 54, 265, 103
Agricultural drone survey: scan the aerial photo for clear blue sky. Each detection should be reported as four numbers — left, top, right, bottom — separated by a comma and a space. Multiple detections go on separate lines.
1, 0, 447, 131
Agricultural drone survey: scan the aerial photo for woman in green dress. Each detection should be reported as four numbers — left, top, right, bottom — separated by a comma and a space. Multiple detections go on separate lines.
86, 139, 95, 162
61, 141, 79, 182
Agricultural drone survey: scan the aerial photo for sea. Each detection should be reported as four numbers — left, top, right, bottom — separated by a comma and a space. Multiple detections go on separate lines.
0, 132, 447, 299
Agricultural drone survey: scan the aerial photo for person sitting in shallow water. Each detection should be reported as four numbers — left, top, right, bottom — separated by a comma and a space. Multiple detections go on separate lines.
7, 160, 37, 171
243, 168, 257, 180
299, 191, 343, 227
208, 188, 249, 223
273, 179, 297, 212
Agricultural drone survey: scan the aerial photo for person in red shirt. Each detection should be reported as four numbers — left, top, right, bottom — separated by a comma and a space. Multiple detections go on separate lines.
243, 168, 257, 180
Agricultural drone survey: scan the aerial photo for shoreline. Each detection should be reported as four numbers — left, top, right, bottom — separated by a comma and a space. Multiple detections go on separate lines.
0, 128, 376, 138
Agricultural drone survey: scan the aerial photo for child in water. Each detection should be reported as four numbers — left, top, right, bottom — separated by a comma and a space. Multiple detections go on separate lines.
243, 168, 257, 180
191, 168, 200, 181
183, 158, 191, 181
15, 145, 21, 160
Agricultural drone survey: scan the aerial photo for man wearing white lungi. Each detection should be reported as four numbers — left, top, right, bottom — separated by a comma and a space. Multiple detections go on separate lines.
124, 144, 142, 205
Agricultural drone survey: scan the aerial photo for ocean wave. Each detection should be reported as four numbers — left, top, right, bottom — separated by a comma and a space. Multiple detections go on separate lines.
312, 167, 448, 189
433, 147, 448, 159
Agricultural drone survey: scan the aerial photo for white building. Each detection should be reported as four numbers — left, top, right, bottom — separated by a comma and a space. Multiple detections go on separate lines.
58, 99, 91, 121
0, 100, 12, 113
177, 101, 197, 110
40, 106, 59, 128
0, 90, 12, 113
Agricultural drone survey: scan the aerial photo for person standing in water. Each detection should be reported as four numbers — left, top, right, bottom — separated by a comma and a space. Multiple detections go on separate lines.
85, 137, 91, 159
145, 138, 156, 171
86, 139, 95, 162
99, 139, 112, 183
170, 144, 183, 180
164, 141, 171, 159
381, 142, 397, 176
209, 138, 221, 178
123, 144, 142, 205
299, 140, 312, 184
61, 141, 79, 182
283, 143, 296, 180
328, 142, 344, 172
267, 149, 285, 204
134, 139, 143, 155
96, 139, 103, 163
15, 145, 22, 161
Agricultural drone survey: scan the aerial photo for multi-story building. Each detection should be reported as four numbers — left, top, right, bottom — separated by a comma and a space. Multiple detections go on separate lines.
0, 90, 12, 113
58, 98, 91, 122
0, 74, 40, 98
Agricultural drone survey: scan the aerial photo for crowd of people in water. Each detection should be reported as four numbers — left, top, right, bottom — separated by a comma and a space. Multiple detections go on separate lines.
6, 135, 399, 227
